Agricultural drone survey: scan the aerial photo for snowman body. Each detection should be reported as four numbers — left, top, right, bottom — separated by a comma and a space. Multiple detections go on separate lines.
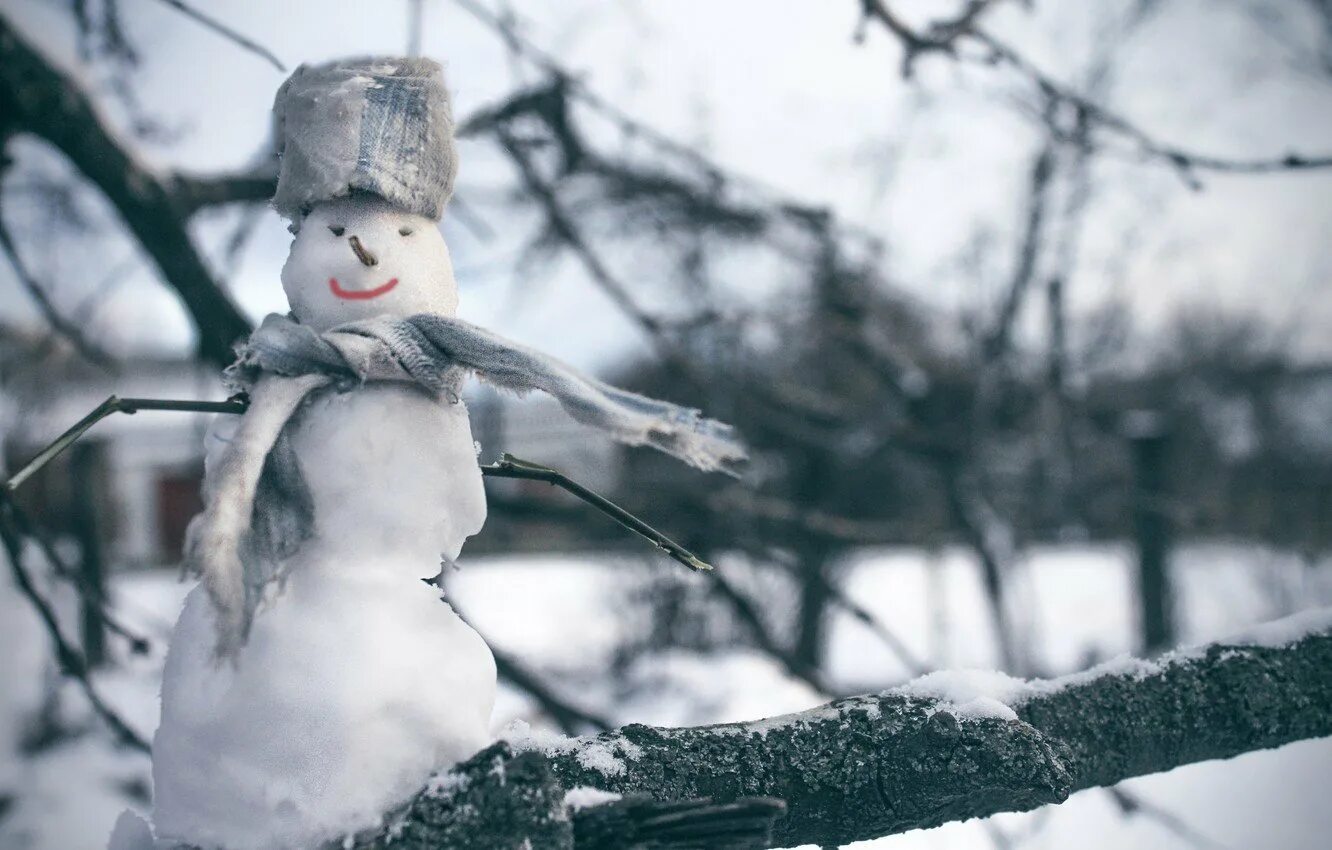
149, 197, 497, 850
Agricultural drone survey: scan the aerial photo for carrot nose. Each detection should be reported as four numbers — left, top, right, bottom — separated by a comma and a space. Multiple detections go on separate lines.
348, 235, 378, 267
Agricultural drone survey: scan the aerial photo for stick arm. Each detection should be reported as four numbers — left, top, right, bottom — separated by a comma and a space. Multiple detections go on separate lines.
3, 396, 713, 572
479, 453, 713, 571
4, 394, 250, 493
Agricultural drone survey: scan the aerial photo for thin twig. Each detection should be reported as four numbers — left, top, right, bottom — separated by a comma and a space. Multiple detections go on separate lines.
452, 0, 886, 247
219, 202, 266, 282
705, 490, 908, 544
703, 566, 832, 695
4, 500, 151, 654
448, 592, 613, 735
446, 195, 497, 242
482, 454, 712, 572
1107, 786, 1233, 850
148, 0, 286, 71
490, 124, 725, 395
941, 462, 1022, 673
492, 127, 670, 337
0, 199, 116, 367
855, 2, 1332, 181
490, 644, 613, 734
812, 568, 927, 675
4, 395, 249, 494
969, 30, 1332, 184
392, 564, 616, 744
0, 495, 150, 752
984, 124, 1057, 360
452, 0, 741, 190
857, 0, 1006, 74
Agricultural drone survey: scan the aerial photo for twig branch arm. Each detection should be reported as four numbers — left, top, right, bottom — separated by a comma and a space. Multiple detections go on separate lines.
4, 395, 249, 493
4, 399, 714, 573
479, 454, 714, 572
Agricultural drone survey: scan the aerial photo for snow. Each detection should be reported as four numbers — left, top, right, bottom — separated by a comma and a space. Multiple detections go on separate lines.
897, 670, 1025, 722
424, 769, 470, 800
1216, 606, 1332, 649
562, 786, 622, 811
501, 720, 643, 778
501, 719, 576, 756
4, 543, 1332, 849
149, 563, 495, 849
886, 602, 1332, 724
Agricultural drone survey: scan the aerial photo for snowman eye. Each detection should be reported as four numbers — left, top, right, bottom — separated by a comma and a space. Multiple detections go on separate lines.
328, 225, 345, 237
398, 226, 415, 237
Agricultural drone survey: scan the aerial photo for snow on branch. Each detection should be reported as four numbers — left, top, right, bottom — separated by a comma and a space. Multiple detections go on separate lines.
372, 610, 1332, 849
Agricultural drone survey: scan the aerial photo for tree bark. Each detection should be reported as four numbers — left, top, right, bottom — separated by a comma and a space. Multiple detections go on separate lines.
1127, 414, 1176, 653
375, 615, 1332, 848
351, 745, 785, 850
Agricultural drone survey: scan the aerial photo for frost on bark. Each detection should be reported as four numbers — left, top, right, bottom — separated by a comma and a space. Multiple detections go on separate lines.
351, 745, 786, 850
351, 746, 573, 850
370, 617, 1332, 849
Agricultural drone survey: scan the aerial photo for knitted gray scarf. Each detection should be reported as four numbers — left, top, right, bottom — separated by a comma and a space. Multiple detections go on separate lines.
187, 313, 745, 657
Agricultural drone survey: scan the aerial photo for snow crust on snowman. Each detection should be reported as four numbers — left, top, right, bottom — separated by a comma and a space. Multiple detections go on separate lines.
116, 58, 744, 850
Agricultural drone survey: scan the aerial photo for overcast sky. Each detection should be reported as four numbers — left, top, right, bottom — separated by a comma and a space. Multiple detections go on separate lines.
2, 0, 1330, 368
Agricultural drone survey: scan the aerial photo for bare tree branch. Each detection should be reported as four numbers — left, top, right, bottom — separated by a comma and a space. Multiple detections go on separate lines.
392, 615, 1329, 849
0, 187, 116, 367
0, 14, 253, 364
941, 462, 1023, 672
351, 743, 786, 849
490, 645, 614, 736
456, 594, 614, 735
856, 0, 1008, 74
0, 494, 150, 753
703, 566, 834, 696
983, 130, 1057, 361
170, 170, 278, 215
4, 499, 152, 655
1106, 785, 1231, 850
148, 0, 286, 72
855, 2, 1332, 182
967, 29, 1332, 183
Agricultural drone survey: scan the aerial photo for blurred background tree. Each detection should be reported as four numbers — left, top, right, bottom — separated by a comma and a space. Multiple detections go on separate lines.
1, 1, 1331, 848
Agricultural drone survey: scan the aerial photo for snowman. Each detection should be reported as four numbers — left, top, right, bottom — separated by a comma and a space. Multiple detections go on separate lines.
116, 58, 744, 850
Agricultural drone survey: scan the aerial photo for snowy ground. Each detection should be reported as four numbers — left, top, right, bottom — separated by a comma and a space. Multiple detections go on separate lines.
2, 543, 1331, 849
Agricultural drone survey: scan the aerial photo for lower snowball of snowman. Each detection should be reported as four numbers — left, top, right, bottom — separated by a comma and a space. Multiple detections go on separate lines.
150, 571, 494, 850
148, 384, 496, 850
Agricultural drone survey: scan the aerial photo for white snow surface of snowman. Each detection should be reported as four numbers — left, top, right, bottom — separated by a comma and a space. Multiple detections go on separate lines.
143, 196, 496, 850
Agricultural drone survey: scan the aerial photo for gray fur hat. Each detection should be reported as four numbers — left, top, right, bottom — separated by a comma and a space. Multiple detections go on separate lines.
271, 56, 458, 221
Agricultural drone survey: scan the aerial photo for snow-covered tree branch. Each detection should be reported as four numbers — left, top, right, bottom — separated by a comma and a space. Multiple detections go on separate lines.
369, 612, 1332, 849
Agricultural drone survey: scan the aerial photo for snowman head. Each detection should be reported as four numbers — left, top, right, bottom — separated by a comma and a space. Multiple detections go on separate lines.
280, 193, 459, 331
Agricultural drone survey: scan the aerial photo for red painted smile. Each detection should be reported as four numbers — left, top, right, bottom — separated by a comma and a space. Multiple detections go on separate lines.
329, 276, 400, 300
